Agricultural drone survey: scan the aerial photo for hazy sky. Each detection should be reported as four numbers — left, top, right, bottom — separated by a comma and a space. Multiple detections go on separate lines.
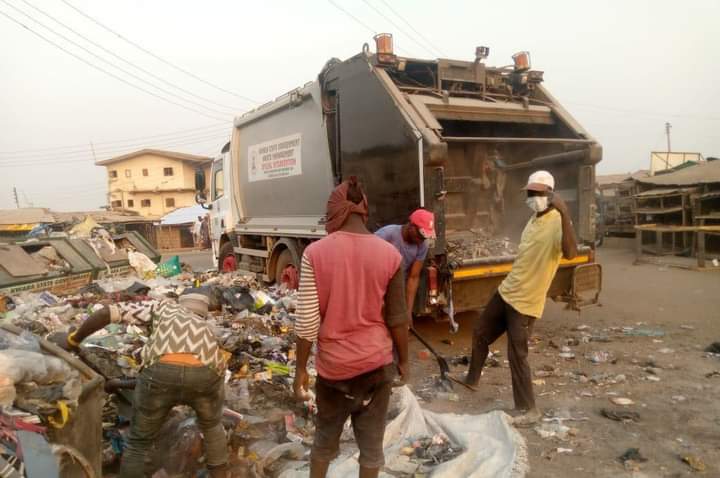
1, 0, 718, 210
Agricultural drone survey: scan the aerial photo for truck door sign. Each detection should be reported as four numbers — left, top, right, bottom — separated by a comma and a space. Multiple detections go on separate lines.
248, 133, 302, 182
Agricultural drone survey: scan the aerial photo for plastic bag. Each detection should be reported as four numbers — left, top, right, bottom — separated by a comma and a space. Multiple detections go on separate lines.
156, 256, 181, 278
0, 329, 41, 352
128, 251, 157, 277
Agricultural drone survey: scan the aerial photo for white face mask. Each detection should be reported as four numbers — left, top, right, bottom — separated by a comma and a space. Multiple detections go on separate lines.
526, 196, 548, 213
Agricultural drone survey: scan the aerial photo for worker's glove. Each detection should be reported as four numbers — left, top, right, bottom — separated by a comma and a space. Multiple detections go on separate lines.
48, 327, 79, 352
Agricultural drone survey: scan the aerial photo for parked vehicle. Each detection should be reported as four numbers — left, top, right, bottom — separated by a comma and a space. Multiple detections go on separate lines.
196, 35, 602, 318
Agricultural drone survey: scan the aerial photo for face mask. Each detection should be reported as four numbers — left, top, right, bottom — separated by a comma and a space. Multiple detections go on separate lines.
526, 196, 548, 213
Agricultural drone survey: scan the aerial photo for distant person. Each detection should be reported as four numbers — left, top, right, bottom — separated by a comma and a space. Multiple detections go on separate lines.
193, 216, 203, 248
465, 170, 577, 426
375, 209, 435, 320
293, 177, 409, 478
51, 292, 229, 478
200, 215, 210, 249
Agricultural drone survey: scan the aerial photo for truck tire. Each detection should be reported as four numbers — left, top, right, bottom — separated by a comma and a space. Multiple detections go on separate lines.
218, 242, 236, 272
275, 249, 299, 289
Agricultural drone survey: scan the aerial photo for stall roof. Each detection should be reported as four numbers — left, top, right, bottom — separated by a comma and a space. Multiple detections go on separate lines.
0, 208, 55, 225
160, 205, 207, 225
638, 160, 720, 186
597, 170, 649, 186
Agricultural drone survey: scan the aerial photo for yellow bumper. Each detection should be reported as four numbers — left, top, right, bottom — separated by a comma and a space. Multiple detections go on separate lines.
452, 254, 591, 280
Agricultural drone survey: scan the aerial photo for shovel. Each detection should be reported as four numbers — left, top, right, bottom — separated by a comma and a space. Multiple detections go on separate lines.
410, 328, 476, 391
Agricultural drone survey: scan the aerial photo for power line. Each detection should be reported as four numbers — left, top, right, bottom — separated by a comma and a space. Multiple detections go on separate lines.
1, 0, 233, 118
0, 131, 228, 167
376, 0, 446, 57
327, 0, 377, 36
19, 0, 242, 113
0, 126, 229, 160
359, 0, 435, 57
60, 0, 260, 105
0, 8, 229, 122
0, 122, 227, 154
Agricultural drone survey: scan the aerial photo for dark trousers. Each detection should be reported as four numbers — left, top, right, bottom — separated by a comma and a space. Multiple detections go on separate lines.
312, 364, 396, 469
118, 362, 228, 478
467, 291, 536, 411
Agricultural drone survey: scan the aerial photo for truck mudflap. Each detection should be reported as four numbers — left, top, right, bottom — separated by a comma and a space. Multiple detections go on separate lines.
558, 262, 602, 310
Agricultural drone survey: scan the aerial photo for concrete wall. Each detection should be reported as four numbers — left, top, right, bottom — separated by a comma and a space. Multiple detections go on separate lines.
104, 153, 211, 218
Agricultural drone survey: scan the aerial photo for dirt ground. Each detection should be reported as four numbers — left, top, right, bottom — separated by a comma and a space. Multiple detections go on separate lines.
408, 239, 720, 477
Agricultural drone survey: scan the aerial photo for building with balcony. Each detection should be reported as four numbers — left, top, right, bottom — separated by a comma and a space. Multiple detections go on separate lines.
97, 149, 211, 218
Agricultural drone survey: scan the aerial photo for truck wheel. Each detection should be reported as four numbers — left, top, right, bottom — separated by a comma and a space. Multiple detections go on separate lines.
276, 249, 299, 289
218, 242, 236, 272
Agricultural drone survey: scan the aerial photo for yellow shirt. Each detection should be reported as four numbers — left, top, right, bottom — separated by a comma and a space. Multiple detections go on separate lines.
498, 209, 562, 318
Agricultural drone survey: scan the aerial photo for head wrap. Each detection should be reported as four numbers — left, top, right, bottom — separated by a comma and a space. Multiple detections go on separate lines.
325, 177, 369, 233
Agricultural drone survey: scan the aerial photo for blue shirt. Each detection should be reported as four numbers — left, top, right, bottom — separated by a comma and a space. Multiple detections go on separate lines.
375, 225, 429, 274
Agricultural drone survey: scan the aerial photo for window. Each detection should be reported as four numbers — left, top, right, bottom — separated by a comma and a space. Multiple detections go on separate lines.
124, 169, 131, 178
163, 167, 174, 176
165, 197, 175, 208
142, 168, 149, 176
109, 170, 117, 178
127, 199, 134, 207
141, 199, 151, 207
213, 168, 224, 200
111, 200, 121, 208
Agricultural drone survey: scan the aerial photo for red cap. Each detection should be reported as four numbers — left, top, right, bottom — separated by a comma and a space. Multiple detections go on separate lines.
409, 209, 435, 239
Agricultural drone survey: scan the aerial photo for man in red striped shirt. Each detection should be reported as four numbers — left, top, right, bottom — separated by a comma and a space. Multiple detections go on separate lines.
293, 178, 409, 478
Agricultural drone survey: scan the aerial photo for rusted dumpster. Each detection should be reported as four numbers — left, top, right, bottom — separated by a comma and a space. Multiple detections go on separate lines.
1, 324, 104, 477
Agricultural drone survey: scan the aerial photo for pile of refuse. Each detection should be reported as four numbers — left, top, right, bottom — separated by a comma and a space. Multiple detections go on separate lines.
447, 229, 518, 262
1, 259, 529, 477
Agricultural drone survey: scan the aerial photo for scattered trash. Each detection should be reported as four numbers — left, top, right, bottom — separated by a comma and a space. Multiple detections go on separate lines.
681, 454, 706, 472
586, 351, 613, 364
609, 397, 635, 406
671, 395, 686, 402
657, 347, 674, 354
619, 448, 647, 464
705, 371, 720, 379
601, 408, 640, 422
534, 422, 575, 441
705, 342, 720, 354
624, 328, 665, 337
680, 325, 695, 330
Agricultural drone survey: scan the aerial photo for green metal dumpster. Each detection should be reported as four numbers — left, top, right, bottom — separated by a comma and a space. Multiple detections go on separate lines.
0, 324, 105, 477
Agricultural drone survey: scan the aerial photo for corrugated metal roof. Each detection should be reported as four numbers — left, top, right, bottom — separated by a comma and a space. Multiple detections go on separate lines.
638, 160, 720, 186
596, 170, 649, 186
95, 149, 212, 166
160, 205, 207, 225
0, 208, 55, 225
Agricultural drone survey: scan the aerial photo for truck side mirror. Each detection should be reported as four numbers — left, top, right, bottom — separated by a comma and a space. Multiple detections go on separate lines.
195, 169, 206, 191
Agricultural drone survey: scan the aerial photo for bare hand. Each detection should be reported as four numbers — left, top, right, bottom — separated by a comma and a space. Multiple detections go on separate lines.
397, 361, 410, 383
293, 367, 311, 401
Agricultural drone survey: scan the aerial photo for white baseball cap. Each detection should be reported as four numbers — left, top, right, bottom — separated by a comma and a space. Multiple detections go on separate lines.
526, 170, 555, 192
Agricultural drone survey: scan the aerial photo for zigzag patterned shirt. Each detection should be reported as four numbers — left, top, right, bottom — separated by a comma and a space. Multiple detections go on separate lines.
108, 300, 226, 374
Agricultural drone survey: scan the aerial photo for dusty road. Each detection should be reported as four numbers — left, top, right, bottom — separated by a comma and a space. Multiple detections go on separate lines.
410, 240, 720, 477
172, 241, 720, 476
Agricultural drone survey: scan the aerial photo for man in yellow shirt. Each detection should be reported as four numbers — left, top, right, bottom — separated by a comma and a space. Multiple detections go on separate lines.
465, 170, 577, 425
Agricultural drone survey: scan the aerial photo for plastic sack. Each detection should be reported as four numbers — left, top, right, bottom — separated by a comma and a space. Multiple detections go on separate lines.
128, 251, 157, 276
0, 349, 78, 385
156, 256, 181, 278
0, 329, 41, 352
279, 386, 528, 478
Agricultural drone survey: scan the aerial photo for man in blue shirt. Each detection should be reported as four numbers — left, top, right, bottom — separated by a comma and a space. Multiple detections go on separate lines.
375, 209, 435, 317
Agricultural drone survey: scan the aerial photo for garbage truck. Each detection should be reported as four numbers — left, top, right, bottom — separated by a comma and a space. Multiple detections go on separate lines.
195, 35, 602, 320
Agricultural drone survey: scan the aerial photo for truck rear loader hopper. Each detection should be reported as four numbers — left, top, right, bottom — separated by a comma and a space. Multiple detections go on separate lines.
196, 35, 602, 318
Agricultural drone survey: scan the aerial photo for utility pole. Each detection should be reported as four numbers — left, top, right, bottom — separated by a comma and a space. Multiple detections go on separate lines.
12, 187, 20, 208
665, 122, 672, 152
